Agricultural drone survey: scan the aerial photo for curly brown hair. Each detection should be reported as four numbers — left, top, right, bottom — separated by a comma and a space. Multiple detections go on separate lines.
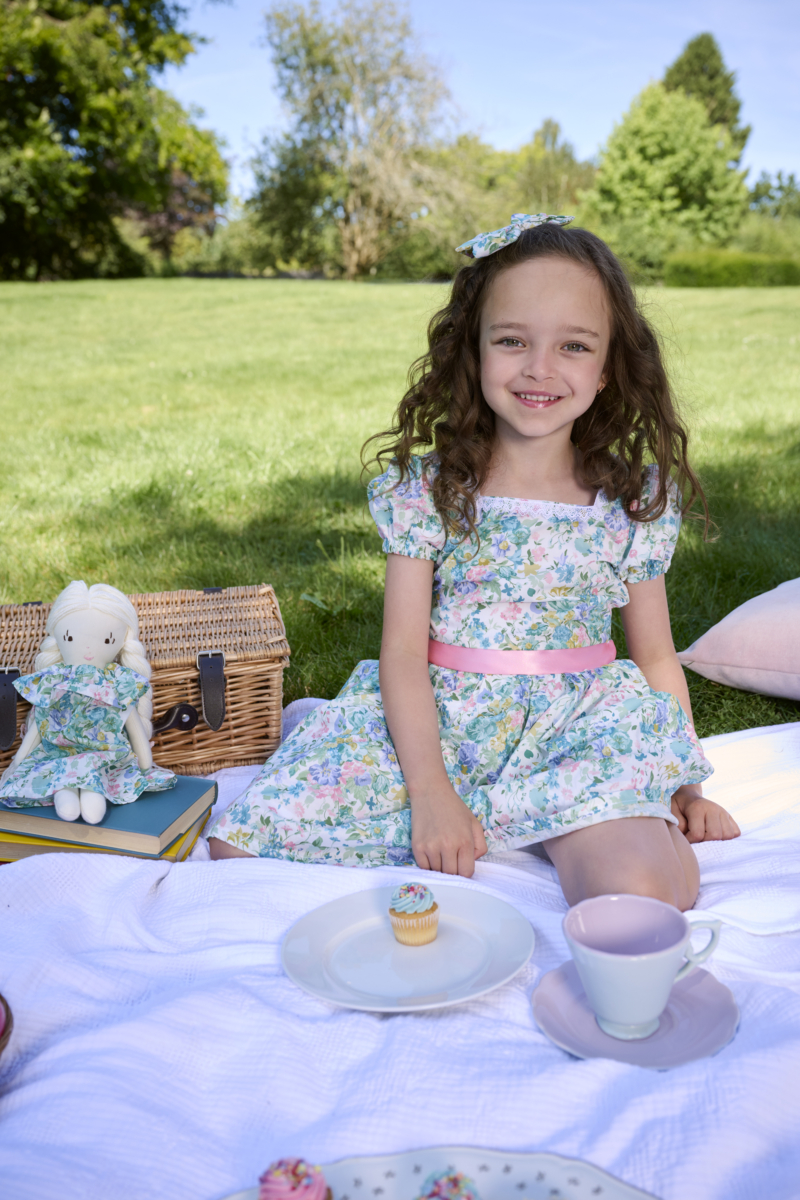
363, 222, 709, 539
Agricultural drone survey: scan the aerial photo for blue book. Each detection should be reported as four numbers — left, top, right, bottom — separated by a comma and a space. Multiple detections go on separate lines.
0, 776, 217, 856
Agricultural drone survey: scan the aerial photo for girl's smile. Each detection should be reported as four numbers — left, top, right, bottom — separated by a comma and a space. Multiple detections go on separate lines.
514, 391, 566, 407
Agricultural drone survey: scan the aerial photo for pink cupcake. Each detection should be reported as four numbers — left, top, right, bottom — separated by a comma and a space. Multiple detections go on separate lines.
259, 1159, 330, 1200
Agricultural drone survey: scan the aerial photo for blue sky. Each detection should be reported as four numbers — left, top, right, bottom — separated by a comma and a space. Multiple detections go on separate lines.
163, 0, 800, 198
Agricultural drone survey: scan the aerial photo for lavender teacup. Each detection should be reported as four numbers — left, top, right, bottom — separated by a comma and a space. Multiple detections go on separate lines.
563, 894, 722, 1040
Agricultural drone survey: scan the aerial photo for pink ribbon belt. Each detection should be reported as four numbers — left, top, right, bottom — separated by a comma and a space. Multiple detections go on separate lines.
428, 638, 617, 675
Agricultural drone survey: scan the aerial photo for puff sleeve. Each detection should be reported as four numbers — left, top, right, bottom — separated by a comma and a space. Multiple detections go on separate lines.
367, 456, 447, 561
616, 466, 682, 584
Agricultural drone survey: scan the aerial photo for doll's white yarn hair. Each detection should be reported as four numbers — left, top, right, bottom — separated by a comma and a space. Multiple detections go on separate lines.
35, 581, 154, 737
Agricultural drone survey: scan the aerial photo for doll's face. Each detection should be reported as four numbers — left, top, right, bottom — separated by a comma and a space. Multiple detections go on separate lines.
53, 609, 129, 668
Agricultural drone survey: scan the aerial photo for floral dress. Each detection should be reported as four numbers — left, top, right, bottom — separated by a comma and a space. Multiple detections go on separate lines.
209, 456, 712, 864
0, 663, 176, 807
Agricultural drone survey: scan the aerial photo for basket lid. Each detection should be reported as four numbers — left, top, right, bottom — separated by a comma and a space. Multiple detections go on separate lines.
129, 585, 290, 667
0, 584, 290, 675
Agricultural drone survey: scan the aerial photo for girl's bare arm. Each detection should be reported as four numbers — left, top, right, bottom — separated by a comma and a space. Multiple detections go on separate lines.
379, 553, 487, 877
621, 574, 739, 843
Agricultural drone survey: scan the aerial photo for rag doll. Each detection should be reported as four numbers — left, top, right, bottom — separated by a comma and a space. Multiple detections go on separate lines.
0, 581, 175, 824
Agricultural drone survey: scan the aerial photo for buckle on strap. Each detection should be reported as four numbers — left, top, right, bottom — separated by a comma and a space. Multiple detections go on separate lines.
196, 651, 226, 731
151, 703, 200, 736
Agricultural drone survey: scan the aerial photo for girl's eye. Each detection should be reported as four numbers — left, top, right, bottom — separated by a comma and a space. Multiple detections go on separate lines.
564, 342, 588, 352
499, 337, 524, 347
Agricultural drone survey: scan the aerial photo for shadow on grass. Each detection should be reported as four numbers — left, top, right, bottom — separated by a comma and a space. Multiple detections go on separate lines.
71, 470, 386, 703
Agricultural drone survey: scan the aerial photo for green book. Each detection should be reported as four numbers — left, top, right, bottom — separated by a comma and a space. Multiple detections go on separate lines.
0, 776, 218, 857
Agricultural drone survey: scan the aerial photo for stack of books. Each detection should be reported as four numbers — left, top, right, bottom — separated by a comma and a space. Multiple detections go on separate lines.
0, 776, 217, 863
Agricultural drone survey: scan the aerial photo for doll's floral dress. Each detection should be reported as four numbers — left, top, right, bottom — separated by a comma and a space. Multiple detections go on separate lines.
209, 456, 712, 864
0, 663, 176, 806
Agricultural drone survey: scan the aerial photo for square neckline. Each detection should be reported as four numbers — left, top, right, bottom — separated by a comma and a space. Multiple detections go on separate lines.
479, 490, 605, 515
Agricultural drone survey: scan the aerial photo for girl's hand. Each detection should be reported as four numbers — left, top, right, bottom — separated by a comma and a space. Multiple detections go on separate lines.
671, 784, 740, 843
411, 785, 488, 877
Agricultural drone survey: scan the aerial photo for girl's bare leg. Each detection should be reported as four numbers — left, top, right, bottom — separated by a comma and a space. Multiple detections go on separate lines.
544, 816, 700, 911
209, 837, 256, 860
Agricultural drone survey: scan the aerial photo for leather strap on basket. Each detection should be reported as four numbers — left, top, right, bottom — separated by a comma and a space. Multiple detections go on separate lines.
151, 703, 199, 736
0, 669, 21, 752
197, 651, 226, 731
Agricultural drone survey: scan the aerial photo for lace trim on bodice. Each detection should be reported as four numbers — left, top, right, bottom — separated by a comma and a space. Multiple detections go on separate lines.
478, 491, 607, 518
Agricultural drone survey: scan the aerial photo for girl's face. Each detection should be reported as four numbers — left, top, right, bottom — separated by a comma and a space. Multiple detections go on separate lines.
53, 609, 128, 669
479, 255, 611, 446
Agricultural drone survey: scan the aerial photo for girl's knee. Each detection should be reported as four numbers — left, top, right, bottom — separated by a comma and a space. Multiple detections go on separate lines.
550, 818, 700, 910
574, 864, 697, 911
620, 868, 698, 912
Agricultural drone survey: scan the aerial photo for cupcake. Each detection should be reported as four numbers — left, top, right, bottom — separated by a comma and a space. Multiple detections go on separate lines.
258, 1159, 330, 1200
388, 882, 439, 945
415, 1170, 480, 1200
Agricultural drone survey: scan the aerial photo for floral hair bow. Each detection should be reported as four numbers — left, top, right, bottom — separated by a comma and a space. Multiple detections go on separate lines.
455, 212, 574, 259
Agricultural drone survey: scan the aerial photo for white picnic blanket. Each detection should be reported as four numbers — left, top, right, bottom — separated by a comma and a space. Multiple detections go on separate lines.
0, 722, 799, 1200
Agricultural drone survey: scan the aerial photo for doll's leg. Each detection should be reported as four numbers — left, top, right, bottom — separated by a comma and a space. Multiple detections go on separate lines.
544, 816, 700, 912
78, 789, 107, 825
54, 787, 81, 821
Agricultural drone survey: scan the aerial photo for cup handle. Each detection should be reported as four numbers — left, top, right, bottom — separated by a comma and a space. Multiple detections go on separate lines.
674, 919, 723, 982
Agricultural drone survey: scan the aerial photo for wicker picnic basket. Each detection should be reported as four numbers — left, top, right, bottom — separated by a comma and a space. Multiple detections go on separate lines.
0, 584, 290, 776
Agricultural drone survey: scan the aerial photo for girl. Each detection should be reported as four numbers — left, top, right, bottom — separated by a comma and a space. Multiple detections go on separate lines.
209, 214, 739, 910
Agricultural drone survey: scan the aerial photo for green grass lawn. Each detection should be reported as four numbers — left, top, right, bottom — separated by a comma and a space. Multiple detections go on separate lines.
0, 278, 798, 737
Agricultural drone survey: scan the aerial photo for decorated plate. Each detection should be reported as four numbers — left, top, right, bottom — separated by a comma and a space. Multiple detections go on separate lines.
224, 1145, 659, 1200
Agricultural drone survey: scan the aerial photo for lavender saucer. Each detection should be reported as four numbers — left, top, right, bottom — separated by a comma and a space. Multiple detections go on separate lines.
532, 960, 739, 1070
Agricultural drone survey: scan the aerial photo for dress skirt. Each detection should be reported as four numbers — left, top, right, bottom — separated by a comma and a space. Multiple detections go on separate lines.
207, 657, 712, 864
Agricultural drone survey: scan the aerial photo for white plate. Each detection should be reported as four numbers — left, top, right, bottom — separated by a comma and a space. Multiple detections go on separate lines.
224, 1145, 658, 1200
281, 884, 535, 1012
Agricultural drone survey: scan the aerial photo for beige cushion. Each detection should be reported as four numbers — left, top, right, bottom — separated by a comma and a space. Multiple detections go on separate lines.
677, 578, 800, 700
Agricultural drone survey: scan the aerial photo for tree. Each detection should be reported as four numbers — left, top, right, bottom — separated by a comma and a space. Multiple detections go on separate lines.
512, 121, 595, 216
749, 171, 800, 220
130, 91, 229, 258
0, 1, 228, 279
250, 0, 449, 278
580, 82, 747, 267
663, 33, 749, 160
376, 123, 596, 281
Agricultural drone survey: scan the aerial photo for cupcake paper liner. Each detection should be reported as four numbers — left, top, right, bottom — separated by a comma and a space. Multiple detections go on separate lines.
389, 904, 439, 946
